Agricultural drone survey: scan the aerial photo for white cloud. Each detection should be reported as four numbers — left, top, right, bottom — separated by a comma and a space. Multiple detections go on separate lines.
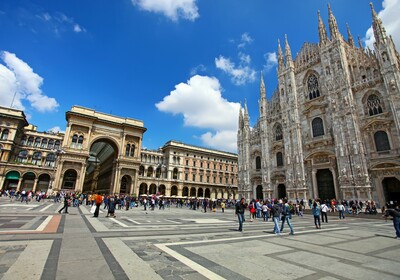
0, 51, 59, 112
48, 126, 65, 134
365, 0, 400, 50
263, 52, 277, 72
155, 75, 240, 152
37, 12, 86, 34
132, 0, 199, 21
190, 64, 207, 76
215, 55, 256, 86
238, 32, 253, 49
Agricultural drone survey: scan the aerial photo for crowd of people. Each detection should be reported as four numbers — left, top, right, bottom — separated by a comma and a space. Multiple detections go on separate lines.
0, 189, 398, 239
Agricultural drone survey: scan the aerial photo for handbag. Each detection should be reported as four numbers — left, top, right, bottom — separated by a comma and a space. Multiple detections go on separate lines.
90, 205, 96, 214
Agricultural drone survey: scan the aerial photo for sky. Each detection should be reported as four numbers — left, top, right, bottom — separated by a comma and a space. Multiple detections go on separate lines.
0, 0, 399, 153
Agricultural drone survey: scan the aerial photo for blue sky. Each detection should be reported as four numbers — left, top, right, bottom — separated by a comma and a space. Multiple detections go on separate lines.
1, 0, 399, 153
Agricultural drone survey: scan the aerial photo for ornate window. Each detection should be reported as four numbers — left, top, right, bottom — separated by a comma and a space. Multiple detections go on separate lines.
275, 125, 283, 141
139, 165, 145, 176
374, 131, 390, 152
366, 94, 383, 116
276, 152, 284, 167
45, 153, 56, 167
34, 137, 41, 147
255, 156, 261, 170
17, 150, 28, 163
41, 138, 47, 148
125, 144, 130, 156
1, 129, 9, 140
20, 135, 27, 145
48, 139, 54, 149
147, 167, 153, 177
71, 134, 78, 148
172, 168, 178, 180
27, 137, 34, 146
54, 140, 60, 149
312, 117, 325, 137
307, 74, 320, 100
77, 136, 84, 149
32, 151, 42, 165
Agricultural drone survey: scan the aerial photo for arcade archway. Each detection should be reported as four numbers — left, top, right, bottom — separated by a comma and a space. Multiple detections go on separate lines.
382, 177, 400, 203
83, 139, 119, 194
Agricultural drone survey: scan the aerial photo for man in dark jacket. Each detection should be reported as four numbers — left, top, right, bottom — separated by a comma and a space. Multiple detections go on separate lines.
383, 204, 400, 239
235, 198, 246, 232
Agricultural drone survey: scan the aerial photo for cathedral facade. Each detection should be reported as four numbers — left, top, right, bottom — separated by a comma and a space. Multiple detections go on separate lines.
237, 4, 400, 207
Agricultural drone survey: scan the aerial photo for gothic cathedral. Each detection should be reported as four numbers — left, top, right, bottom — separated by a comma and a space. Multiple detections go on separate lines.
237, 4, 400, 207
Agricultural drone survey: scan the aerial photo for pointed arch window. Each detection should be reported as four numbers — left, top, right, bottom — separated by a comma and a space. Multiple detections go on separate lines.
255, 156, 261, 170
312, 117, 325, 137
276, 152, 284, 167
77, 136, 84, 149
71, 134, 78, 148
374, 131, 390, 152
366, 94, 383, 116
307, 74, 320, 100
275, 125, 283, 141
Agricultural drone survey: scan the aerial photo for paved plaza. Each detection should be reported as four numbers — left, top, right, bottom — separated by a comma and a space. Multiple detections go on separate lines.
0, 198, 399, 280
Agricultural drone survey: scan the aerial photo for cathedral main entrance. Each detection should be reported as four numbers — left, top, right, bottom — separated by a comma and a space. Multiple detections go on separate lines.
382, 177, 400, 203
256, 185, 263, 200
277, 184, 286, 199
316, 169, 335, 201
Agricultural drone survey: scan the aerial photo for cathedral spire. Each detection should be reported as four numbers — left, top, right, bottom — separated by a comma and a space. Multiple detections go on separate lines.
358, 35, 364, 51
284, 34, 293, 65
260, 72, 266, 99
277, 39, 285, 71
328, 3, 340, 40
346, 23, 355, 47
370, 2, 387, 44
318, 10, 328, 45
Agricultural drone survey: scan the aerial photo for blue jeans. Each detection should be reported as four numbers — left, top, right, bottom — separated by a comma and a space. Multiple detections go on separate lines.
280, 216, 294, 233
314, 215, 321, 228
273, 217, 281, 234
393, 217, 400, 237
237, 213, 245, 231
257, 209, 261, 218
339, 210, 345, 219
263, 211, 269, 222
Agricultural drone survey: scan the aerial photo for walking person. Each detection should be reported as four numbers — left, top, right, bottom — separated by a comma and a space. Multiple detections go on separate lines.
235, 198, 246, 232
221, 201, 225, 213
312, 201, 321, 229
321, 201, 329, 223
280, 199, 294, 235
106, 197, 117, 218
337, 201, 345, 219
271, 200, 282, 235
58, 193, 70, 214
93, 193, 103, 218
262, 200, 269, 222
382, 204, 400, 239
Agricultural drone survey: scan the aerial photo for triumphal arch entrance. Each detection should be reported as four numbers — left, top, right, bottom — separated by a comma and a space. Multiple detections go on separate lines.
53, 106, 146, 194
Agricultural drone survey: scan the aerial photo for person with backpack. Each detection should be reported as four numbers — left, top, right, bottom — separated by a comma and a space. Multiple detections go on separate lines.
271, 199, 282, 235
235, 198, 247, 232
312, 200, 321, 229
280, 199, 294, 235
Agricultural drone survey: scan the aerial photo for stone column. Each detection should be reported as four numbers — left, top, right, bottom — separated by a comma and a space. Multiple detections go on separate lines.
0, 176, 5, 190
16, 178, 22, 191
32, 179, 38, 192
312, 169, 318, 199
330, 167, 340, 199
